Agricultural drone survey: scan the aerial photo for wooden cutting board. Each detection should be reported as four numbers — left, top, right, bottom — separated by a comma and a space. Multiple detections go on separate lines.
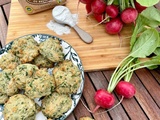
6, 0, 132, 72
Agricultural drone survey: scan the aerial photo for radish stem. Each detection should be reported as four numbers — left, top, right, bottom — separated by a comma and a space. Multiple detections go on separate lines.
107, 55, 130, 92
108, 58, 160, 92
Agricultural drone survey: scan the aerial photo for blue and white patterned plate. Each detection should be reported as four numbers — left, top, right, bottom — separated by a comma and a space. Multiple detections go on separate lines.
0, 34, 85, 120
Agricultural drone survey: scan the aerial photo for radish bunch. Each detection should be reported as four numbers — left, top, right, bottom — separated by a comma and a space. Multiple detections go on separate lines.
78, 0, 160, 116
77, 0, 152, 114
79, 0, 147, 35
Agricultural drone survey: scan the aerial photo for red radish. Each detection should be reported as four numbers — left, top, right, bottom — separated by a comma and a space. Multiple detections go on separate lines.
79, 0, 93, 4
105, 5, 119, 18
134, 0, 147, 13
86, 4, 92, 14
91, 0, 106, 14
95, 4, 119, 25
92, 89, 115, 113
77, 0, 93, 14
93, 13, 105, 22
120, 7, 138, 24
115, 81, 136, 98
105, 17, 123, 35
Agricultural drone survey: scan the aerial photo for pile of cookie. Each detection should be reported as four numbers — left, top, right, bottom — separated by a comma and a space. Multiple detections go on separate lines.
0, 36, 81, 119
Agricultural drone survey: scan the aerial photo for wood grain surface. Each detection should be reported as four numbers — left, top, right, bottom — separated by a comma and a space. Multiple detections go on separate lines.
0, 5, 8, 47
2, 1, 160, 120
6, 0, 133, 71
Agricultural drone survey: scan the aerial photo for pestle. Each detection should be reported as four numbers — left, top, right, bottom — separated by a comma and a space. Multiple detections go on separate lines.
52, 6, 93, 44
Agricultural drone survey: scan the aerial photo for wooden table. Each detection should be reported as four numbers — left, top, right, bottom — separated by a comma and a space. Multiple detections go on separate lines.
1, 0, 160, 120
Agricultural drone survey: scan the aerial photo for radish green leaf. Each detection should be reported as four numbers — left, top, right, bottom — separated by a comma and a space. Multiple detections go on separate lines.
136, 0, 159, 7
130, 28, 159, 58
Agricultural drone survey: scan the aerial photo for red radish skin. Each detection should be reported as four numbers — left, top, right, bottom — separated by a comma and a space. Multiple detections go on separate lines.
134, 0, 147, 13
115, 81, 136, 99
105, 5, 119, 18
86, 4, 92, 14
94, 13, 105, 22
77, 0, 93, 14
105, 17, 123, 35
120, 7, 138, 24
93, 89, 115, 113
95, 4, 119, 25
79, 0, 93, 4
91, 0, 106, 14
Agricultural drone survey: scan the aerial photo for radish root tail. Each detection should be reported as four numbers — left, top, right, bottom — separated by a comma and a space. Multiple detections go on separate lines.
80, 98, 93, 113
95, 96, 124, 115
92, 105, 101, 113
81, 96, 124, 115
94, 16, 110, 26
80, 98, 101, 113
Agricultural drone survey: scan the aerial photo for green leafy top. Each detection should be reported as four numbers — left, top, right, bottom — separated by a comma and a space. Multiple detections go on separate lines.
130, 28, 159, 58
107, 6, 160, 93
130, 6, 160, 50
136, 0, 159, 7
